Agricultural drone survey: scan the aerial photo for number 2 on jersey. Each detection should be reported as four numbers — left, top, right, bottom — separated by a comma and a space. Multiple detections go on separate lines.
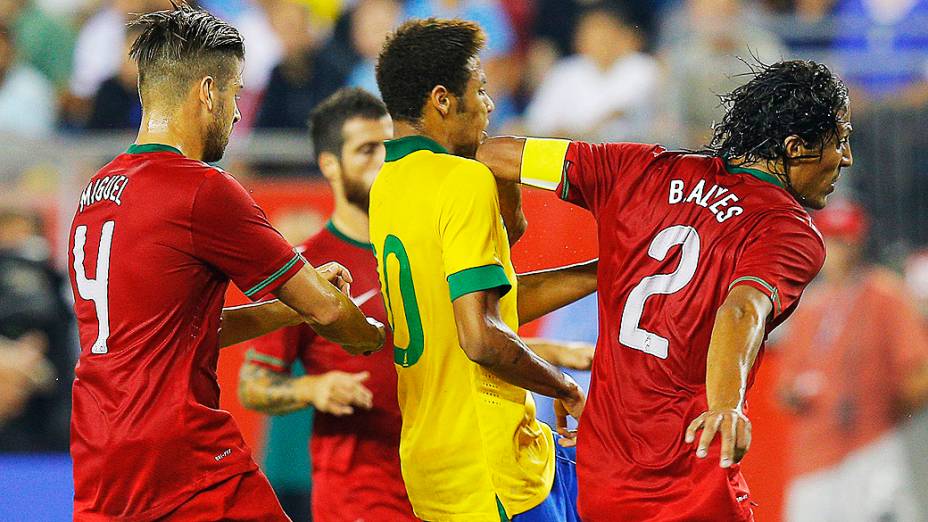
73, 221, 114, 354
619, 225, 700, 359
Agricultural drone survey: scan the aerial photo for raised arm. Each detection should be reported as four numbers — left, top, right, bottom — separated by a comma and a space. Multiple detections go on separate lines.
516, 260, 597, 325
219, 262, 380, 351
273, 265, 385, 355
452, 288, 585, 444
685, 285, 771, 468
477, 137, 527, 183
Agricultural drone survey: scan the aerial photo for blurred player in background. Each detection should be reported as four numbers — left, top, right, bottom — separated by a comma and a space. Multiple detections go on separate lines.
239, 86, 595, 522
371, 19, 600, 521
67, 5, 384, 521
777, 199, 928, 522
478, 60, 854, 521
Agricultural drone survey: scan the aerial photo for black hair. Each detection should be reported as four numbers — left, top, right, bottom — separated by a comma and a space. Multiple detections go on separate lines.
376, 18, 485, 122
309, 88, 388, 158
705, 60, 849, 163
128, 2, 244, 100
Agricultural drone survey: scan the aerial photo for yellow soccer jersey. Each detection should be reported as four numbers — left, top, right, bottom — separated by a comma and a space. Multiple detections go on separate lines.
369, 136, 555, 521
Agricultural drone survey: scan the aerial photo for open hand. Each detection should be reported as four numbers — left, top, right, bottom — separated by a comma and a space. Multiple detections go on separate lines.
685, 409, 752, 468
305, 371, 373, 416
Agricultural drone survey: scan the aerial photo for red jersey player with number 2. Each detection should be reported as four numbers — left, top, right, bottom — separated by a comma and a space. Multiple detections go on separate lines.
67, 5, 384, 521
478, 60, 853, 521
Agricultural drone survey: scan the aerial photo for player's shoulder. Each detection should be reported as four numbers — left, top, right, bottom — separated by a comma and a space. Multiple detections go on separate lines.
436, 154, 495, 190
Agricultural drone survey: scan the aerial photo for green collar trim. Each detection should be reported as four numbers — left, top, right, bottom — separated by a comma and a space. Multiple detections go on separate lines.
725, 163, 785, 188
384, 135, 449, 162
326, 220, 374, 251
126, 143, 183, 156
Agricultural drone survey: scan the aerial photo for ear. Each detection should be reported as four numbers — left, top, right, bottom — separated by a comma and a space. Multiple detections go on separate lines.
198, 76, 215, 111
428, 85, 452, 117
317, 151, 342, 182
783, 135, 813, 160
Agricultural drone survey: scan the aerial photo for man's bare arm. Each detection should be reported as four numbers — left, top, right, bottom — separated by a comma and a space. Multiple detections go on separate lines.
452, 289, 586, 445
238, 363, 312, 416
685, 285, 772, 468
273, 263, 385, 354
524, 339, 594, 371
238, 362, 372, 416
496, 178, 527, 245
477, 137, 527, 183
517, 260, 598, 325
219, 300, 301, 348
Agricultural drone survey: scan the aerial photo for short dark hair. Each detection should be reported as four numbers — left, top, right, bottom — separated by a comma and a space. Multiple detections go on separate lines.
706, 60, 849, 163
376, 18, 485, 122
309, 88, 388, 158
129, 2, 244, 102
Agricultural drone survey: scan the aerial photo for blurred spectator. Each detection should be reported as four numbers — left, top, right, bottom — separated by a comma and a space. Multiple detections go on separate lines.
403, 0, 514, 59
69, 0, 164, 102
255, 0, 343, 129
525, 4, 659, 141
905, 249, 928, 320
776, 200, 928, 522
530, 0, 658, 57
659, 0, 784, 147
85, 26, 141, 130
0, 0, 75, 90
0, 23, 55, 137
344, 0, 400, 95
0, 208, 75, 452
830, 0, 928, 108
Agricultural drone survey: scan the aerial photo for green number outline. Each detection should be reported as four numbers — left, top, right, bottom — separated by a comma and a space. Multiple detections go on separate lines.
382, 234, 425, 367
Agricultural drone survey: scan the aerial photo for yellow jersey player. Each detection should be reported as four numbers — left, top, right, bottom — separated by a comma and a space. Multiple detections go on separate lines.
370, 19, 595, 521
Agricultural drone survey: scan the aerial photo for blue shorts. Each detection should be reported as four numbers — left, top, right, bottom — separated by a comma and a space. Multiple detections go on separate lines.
504, 435, 580, 522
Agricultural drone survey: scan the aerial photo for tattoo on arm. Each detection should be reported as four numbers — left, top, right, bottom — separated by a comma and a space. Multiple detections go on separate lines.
238, 363, 311, 416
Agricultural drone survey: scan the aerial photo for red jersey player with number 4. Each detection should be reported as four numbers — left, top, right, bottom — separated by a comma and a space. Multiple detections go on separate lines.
478, 60, 853, 521
67, 5, 384, 521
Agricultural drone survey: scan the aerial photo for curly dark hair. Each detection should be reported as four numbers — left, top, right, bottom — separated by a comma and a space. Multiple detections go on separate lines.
376, 18, 485, 123
309, 88, 388, 158
706, 60, 849, 163
129, 2, 244, 102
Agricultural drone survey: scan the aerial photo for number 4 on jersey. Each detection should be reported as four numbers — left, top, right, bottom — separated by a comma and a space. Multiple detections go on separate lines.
620, 225, 700, 359
73, 221, 115, 354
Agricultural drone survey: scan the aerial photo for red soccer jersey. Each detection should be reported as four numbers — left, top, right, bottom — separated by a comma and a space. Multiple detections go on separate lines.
68, 144, 305, 520
554, 142, 825, 521
247, 221, 414, 522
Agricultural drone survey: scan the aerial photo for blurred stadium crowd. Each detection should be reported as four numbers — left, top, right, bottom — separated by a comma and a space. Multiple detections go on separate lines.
2, 0, 928, 520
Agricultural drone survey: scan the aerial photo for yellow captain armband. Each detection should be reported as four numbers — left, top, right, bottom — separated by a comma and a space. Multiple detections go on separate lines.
520, 138, 571, 191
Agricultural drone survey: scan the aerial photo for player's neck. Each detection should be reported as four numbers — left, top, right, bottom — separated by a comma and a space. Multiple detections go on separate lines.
330, 202, 370, 245
136, 108, 204, 161
726, 157, 787, 185
393, 120, 454, 155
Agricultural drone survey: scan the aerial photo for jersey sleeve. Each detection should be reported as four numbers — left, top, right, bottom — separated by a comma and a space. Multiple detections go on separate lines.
729, 213, 826, 320
245, 324, 314, 374
439, 162, 512, 301
191, 170, 305, 301
519, 139, 661, 214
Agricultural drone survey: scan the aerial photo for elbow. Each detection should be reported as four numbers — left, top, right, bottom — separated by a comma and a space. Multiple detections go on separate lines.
459, 330, 500, 367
